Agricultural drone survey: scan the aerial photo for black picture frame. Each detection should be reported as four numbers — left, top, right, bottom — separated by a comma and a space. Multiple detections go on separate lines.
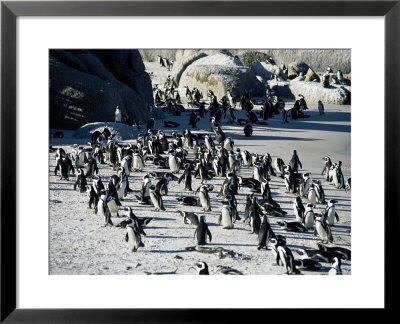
1, 0, 397, 322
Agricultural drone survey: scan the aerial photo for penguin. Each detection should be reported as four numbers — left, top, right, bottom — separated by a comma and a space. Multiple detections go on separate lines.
84, 155, 99, 179
176, 196, 198, 206
317, 243, 351, 261
194, 160, 212, 184
277, 221, 307, 233
74, 146, 88, 168
314, 214, 333, 243
281, 108, 289, 124
238, 176, 261, 193
105, 185, 121, 218
269, 238, 300, 275
293, 196, 305, 223
321, 156, 332, 181
194, 216, 212, 245
296, 248, 335, 263
116, 167, 128, 200
214, 126, 226, 145
303, 203, 315, 230
54, 156, 69, 181
313, 179, 327, 204
294, 259, 322, 271
289, 150, 302, 173
179, 211, 200, 225
93, 175, 104, 197
324, 199, 339, 226
318, 100, 324, 115
307, 183, 318, 205
274, 158, 286, 177
155, 173, 172, 196
189, 111, 200, 128
204, 134, 215, 152
178, 162, 193, 191
223, 137, 234, 152
132, 151, 145, 171
126, 221, 145, 252
97, 190, 113, 226
138, 174, 152, 205
218, 200, 233, 229
299, 173, 311, 197
243, 194, 253, 225
73, 168, 87, 193
283, 166, 297, 194
149, 184, 165, 211
328, 257, 342, 275
194, 261, 209, 275
345, 178, 351, 192
63, 153, 75, 176
168, 150, 181, 174
86, 185, 99, 211
258, 215, 276, 250
115, 106, 122, 123
241, 150, 252, 167
227, 90, 236, 109
249, 197, 262, 234
198, 184, 212, 212
243, 124, 253, 137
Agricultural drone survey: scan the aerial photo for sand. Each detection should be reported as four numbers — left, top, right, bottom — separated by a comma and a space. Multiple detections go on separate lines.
49, 63, 351, 276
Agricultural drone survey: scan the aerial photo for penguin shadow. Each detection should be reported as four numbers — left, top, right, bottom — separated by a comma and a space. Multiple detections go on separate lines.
145, 249, 188, 254
148, 217, 177, 222
146, 235, 193, 239
208, 242, 258, 248
146, 226, 172, 230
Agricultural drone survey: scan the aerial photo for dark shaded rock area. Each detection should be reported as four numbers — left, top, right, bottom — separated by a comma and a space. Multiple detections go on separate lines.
50, 50, 153, 130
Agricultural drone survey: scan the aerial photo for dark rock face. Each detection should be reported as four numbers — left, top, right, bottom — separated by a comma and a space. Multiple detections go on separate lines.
50, 50, 153, 130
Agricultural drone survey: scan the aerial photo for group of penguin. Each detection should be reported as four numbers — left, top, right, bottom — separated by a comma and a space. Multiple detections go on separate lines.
52, 75, 351, 275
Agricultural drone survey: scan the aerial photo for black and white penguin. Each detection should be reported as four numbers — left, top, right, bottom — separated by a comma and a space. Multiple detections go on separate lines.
84, 155, 99, 179
289, 150, 302, 173
258, 215, 276, 250
189, 111, 200, 129
178, 162, 193, 191
198, 184, 212, 212
97, 190, 113, 226
74, 146, 88, 169
240, 150, 252, 167
54, 156, 69, 181
85, 185, 99, 211
269, 238, 300, 275
214, 126, 226, 145
281, 108, 289, 124
168, 149, 181, 174
179, 211, 200, 225
243, 124, 253, 137
277, 220, 307, 233
126, 221, 145, 252
321, 156, 332, 181
73, 168, 87, 193
218, 200, 233, 229
294, 259, 322, 271
317, 243, 351, 261
176, 196, 198, 206
328, 257, 342, 275
249, 196, 262, 234
105, 184, 121, 218
194, 216, 212, 245
307, 183, 318, 205
155, 173, 172, 196
303, 203, 315, 230
115, 106, 122, 123
64, 153, 75, 176
274, 158, 286, 177
296, 248, 335, 263
293, 196, 305, 223
137, 174, 152, 205
314, 214, 333, 243
194, 160, 212, 184
345, 178, 351, 192
324, 199, 339, 226
149, 184, 165, 211
299, 173, 311, 197
318, 100, 324, 115
146, 118, 155, 132
313, 179, 327, 204
194, 261, 209, 275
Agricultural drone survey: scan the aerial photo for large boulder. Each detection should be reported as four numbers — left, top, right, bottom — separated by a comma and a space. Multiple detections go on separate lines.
305, 67, 321, 82
251, 62, 283, 81
180, 53, 265, 99
284, 80, 350, 104
73, 122, 140, 141
287, 62, 310, 80
50, 50, 153, 130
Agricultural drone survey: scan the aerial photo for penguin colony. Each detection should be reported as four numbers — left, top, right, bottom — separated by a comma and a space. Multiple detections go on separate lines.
50, 69, 351, 276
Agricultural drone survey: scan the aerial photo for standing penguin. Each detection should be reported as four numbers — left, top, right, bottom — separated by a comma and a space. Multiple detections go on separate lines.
64, 153, 75, 176
314, 214, 334, 243
149, 184, 165, 211
218, 200, 233, 229
328, 257, 342, 275
115, 106, 122, 123
324, 199, 339, 226
194, 216, 212, 245
155, 173, 172, 196
97, 190, 113, 226
86, 185, 99, 210
289, 150, 302, 173
178, 162, 193, 191
318, 100, 324, 115
303, 203, 315, 230
249, 196, 262, 234
307, 183, 318, 205
138, 174, 152, 205
132, 151, 145, 172
293, 196, 305, 223
258, 215, 276, 250
198, 184, 212, 212
243, 124, 253, 137
73, 168, 87, 193
146, 118, 155, 132
300, 173, 311, 197
321, 156, 332, 181
54, 156, 69, 181
269, 238, 300, 275
126, 221, 145, 252
314, 180, 327, 204
168, 149, 181, 174
189, 111, 200, 128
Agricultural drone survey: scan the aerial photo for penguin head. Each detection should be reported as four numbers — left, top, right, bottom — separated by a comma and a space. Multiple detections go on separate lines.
331, 257, 341, 268
195, 261, 209, 275
200, 215, 206, 223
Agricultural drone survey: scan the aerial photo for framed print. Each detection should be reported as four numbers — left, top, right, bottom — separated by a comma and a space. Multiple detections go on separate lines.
1, 0, 398, 322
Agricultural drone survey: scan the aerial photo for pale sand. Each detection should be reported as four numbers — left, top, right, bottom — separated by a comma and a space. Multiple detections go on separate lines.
49, 63, 351, 275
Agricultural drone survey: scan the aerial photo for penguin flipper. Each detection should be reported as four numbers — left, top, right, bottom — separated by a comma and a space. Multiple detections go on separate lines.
206, 228, 212, 242
335, 212, 339, 222
125, 233, 129, 242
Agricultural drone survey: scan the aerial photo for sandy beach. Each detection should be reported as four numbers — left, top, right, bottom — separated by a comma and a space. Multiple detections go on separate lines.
49, 62, 351, 275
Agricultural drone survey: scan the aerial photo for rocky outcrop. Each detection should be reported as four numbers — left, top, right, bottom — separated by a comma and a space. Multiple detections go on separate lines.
271, 79, 350, 105
73, 122, 140, 141
305, 67, 320, 82
180, 53, 265, 99
251, 62, 283, 81
50, 50, 153, 130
